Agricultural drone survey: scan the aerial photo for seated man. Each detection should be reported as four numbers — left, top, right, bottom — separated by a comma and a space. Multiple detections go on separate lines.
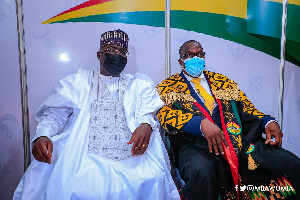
13, 29, 179, 200
156, 40, 300, 200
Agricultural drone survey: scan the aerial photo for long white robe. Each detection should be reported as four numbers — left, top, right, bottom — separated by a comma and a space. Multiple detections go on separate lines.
13, 68, 179, 200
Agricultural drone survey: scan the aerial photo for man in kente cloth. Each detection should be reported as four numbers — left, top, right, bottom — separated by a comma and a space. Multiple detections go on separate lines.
156, 40, 300, 200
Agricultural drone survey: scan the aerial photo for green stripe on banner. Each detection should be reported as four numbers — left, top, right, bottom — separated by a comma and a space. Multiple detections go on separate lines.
171, 10, 300, 67
247, 0, 282, 40
247, 0, 300, 65
247, 0, 300, 43
48, 10, 300, 66
287, 3, 300, 43
48, 11, 165, 28
171, 10, 280, 61
285, 3, 300, 67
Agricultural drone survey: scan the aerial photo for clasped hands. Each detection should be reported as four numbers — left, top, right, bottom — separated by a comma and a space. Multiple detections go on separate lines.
32, 123, 152, 164
201, 118, 283, 156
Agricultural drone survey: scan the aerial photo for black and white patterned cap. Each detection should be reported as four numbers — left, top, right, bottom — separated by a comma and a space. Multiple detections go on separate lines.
100, 29, 129, 50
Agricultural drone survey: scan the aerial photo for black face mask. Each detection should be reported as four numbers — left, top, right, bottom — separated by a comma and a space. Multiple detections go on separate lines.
102, 53, 127, 76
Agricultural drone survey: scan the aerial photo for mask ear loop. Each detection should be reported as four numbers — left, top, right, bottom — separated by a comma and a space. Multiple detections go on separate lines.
181, 59, 190, 76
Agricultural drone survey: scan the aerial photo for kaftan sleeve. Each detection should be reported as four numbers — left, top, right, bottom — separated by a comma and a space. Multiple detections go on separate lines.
124, 74, 164, 131
31, 69, 90, 143
32, 107, 73, 143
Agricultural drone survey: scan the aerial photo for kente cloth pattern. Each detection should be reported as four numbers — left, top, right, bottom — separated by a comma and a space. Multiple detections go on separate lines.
205, 71, 266, 118
156, 71, 267, 134
156, 73, 195, 132
218, 99, 243, 157
88, 72, 133, 161
199, 96, 299, 200
157, 70, 300, 200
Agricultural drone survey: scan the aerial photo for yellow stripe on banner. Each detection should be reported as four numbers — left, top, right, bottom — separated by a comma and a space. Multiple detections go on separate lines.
289, 0, 300, 6
43, 0, 164, 24
267, 0, 283, 3
171, 0, 248, 19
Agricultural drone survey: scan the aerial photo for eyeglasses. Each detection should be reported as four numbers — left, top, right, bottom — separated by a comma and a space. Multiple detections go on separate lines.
181, 52, 206, 59
102, 48, 129, 57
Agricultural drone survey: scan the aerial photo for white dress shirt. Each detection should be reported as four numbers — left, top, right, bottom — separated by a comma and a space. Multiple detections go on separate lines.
99, 74, 120, 101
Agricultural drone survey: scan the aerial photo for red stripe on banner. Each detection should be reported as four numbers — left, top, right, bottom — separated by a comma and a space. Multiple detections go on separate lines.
50, 0, 114, 19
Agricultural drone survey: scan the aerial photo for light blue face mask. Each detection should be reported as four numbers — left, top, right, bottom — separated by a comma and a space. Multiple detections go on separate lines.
183, 56, 205, 77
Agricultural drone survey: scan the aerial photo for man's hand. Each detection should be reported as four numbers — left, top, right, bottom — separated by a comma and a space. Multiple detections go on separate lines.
32, 136, 53, 164
201, 118, 229, 155
265, 122, 283, 146
127, 123, 152, 156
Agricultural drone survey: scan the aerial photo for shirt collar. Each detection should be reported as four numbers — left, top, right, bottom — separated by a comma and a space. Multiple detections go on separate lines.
182, 71, 205, 82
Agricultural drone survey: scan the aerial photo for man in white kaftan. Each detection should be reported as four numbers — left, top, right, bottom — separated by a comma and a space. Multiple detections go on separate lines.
13, 29, 179, 200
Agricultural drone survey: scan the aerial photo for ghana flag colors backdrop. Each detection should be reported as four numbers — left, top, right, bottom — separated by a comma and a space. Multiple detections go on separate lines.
42, 0, 300, 67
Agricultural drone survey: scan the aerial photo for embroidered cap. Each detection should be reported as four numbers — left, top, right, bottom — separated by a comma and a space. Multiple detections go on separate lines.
100, 29, 129, 50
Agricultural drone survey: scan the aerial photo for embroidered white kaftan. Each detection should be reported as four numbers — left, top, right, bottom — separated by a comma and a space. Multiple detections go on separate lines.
13, 68, 179, 200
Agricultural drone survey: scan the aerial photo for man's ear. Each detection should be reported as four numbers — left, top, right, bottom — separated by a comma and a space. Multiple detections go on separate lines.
178, 58, 183, 67
97, 51, 101, 60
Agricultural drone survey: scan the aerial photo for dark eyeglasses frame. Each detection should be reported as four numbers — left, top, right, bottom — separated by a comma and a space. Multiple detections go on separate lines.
101, 48, 129, 57
181, 52, 206, 59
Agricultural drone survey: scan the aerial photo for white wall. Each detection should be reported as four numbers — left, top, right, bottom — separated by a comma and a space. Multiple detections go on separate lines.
0, 1, 24, 200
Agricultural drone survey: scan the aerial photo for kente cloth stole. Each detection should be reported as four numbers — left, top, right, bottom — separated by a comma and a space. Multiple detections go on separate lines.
193, 99, 243, 200
191, 78, 215, 115
204, 71, 262, 171
156, 73, 196, 132
192, 73, 245, 199
204, 71, 267, 119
